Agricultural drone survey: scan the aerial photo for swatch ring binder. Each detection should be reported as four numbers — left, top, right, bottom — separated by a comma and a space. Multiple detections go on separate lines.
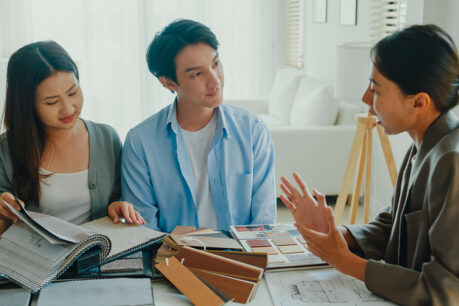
0, 201, 166, 292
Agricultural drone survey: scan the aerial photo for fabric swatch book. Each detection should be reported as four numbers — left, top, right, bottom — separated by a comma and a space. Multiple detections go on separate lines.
230, 223, 327, 270
0, 201, 166, 292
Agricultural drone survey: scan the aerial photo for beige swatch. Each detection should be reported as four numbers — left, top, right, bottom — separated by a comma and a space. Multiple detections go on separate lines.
268, 255, 285, 264
272, 238, 297, 246
251, 246, 278, 255
297, 237, 307, 244
278, 245, 304, 254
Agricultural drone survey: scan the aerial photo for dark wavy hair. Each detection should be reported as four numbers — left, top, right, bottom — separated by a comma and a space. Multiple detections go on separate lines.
3, 40, 79, 206
146, 19, 219, 83
371, 24, 459, 112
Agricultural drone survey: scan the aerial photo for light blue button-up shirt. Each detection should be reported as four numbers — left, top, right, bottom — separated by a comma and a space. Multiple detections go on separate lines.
121, 101, 276, 232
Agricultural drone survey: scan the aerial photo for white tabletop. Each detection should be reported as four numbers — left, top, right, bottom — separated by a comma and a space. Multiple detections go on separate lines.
152, 276, 273, 305
151, 268, 395, 306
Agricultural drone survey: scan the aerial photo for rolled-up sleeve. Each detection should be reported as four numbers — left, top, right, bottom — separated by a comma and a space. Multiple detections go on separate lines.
121, 130, 159, 230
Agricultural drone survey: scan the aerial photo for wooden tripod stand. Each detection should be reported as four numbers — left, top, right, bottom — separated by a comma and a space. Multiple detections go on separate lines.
334, 114, 398, 225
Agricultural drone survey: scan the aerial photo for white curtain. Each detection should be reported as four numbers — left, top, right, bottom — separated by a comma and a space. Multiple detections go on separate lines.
0, 0, 283, 139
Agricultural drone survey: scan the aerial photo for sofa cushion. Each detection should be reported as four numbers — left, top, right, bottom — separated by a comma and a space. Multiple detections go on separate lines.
268, 68, 303, 125
335, 101, 362, 125
290, 77, 338, 127
258, 114, 285, 128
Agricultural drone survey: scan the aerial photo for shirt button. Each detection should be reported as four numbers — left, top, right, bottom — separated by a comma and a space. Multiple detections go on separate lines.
89, 183, 96, 190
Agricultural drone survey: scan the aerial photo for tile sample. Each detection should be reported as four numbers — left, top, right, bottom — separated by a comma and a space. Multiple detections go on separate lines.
272, 238, 296, 246
251, 246, 278, 255
297, 237, 307, 244
246, 239, 271, 248
267, 255, 285, 264
278, 245, 304, 254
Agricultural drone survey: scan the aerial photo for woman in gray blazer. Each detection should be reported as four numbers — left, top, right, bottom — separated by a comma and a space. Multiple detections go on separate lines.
0, 41, 144, 226
281, 24, 458, 305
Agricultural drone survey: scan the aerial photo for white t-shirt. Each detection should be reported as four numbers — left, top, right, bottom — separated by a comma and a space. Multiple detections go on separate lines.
181, 114, 218, 229
39, 168, 92, 225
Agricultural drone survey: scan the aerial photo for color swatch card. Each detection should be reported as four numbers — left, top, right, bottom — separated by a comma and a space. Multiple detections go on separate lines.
230, 223, 327, 269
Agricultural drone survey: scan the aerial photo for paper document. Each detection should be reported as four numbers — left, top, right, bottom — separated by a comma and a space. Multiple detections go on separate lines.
265, 268, 395, 305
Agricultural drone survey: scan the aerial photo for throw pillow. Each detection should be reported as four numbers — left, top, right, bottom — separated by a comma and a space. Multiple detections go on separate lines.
267, 68, 303, 125
290, 78, 338, 127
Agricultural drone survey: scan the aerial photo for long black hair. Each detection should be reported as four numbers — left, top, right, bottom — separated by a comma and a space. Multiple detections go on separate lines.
3, 41, 79, 206
371, 24, 459, 112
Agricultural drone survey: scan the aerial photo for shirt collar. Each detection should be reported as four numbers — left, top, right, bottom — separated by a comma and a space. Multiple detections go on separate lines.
165, 98, 231, 139
215, 104, 232, 139
165, 98, 179, 135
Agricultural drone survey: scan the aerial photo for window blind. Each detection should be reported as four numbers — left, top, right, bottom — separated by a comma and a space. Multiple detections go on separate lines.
284, 0, 304, 69
370, 0, 407, 40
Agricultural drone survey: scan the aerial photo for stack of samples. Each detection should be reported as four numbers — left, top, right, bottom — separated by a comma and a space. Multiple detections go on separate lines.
156, 246, 267, 304
155, 226, 242, 263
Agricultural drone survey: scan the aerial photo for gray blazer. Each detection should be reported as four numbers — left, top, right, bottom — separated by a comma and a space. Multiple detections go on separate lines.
347, 110, 459, 305
0, 119, 122, 220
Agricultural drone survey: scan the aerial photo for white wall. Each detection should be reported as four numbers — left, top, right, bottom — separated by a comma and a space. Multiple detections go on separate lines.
422, 0, 459, 118
303, 0, 372, 85
423, 0, 459, 45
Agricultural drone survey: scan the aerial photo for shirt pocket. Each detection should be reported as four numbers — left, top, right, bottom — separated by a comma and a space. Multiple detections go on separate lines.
404, 210, 425, 263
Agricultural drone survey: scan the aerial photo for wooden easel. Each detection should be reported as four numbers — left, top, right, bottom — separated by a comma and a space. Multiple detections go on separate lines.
334, 114, 398, 225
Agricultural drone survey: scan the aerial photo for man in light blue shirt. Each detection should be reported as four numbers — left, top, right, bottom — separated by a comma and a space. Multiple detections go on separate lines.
121, 19, 276, 232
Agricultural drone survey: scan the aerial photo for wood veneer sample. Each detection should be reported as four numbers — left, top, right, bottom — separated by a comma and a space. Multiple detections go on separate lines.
155, 257, 228, 306
190, 268, 258, 303
205, 250, 268, 270
177, 246, 263, 281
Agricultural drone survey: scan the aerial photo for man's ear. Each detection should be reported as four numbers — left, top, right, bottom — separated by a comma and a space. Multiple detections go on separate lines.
159, 76, 177, 92
413, 92, 431, 109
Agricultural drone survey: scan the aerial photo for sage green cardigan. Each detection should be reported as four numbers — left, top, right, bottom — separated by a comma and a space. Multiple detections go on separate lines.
0, 119, 122, 220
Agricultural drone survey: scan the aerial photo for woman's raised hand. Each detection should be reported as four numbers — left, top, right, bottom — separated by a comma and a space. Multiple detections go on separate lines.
280, 172, 329, 233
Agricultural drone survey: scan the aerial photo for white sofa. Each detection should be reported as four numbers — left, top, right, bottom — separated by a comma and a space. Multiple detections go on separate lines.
226, 68, 362, 196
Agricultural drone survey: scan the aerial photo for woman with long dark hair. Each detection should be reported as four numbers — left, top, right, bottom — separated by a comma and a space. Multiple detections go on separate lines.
0, 41, 144, 225
281, 24, 458, 305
